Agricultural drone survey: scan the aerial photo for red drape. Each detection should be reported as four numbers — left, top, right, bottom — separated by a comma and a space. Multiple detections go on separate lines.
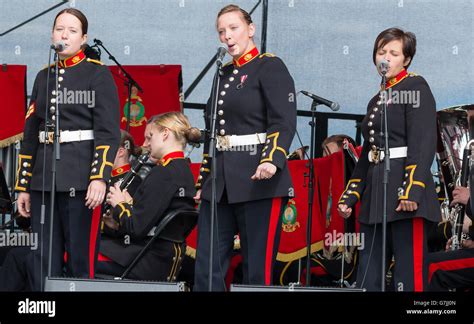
186, 149, 362, 261
0, 65, 26, 147
108, 65, 182, 145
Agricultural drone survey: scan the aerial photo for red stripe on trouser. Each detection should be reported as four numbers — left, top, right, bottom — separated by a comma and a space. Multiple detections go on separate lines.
429, 257, 474, 283
225, 253, 243, 289
89, 207, 101, 278
265, 197, 282, 285
412, 218, 424, 292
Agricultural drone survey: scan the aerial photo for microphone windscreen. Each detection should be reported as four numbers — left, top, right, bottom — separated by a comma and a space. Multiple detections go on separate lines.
377, 58, 389, 73
52, 40, 65, 51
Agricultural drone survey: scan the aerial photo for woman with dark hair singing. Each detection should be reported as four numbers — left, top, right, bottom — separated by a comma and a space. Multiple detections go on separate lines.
15, 8, 120, 290
338, 27, 441, 291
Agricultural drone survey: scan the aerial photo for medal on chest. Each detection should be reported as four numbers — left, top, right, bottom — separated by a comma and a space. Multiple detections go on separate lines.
236, 75, 248, 90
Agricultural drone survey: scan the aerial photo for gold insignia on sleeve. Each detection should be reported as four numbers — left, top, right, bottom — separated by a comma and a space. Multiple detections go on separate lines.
260, 132, 287, 163
25, 103, 36, 120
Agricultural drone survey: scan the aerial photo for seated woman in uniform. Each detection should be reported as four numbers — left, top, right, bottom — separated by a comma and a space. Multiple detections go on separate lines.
100, 112, 200, 281
0, 130, 143, 291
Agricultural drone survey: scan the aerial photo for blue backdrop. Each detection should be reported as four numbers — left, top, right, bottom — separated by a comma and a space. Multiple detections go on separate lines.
1, 0, 473, 161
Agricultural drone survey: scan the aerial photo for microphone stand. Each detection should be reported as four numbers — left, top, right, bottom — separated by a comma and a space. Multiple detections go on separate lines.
44, 48, 61, 290
206, 57, 223, 292
39, 46, 53, 291
305, 99, 319, 286
93, 39, 143, 132
380, 70, 389, 292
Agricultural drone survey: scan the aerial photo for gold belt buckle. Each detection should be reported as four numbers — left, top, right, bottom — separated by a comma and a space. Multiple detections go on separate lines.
370, 148, 380, 164
47, 132, 54, 144
217, 135, 230, 150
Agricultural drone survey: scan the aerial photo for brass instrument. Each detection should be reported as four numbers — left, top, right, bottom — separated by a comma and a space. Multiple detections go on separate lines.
102, 152, 150, 217
450, 142, 471, 250
437, 105, 474, 249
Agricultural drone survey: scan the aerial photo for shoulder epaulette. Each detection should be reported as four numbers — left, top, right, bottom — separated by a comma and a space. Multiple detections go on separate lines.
408, 72, 418, 77
222, 61, 232, 68
259, 53, 276, 58
87, 58, 104, 65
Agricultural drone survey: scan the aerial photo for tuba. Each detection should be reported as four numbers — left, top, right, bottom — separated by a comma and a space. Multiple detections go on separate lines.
437, 104, 474, 249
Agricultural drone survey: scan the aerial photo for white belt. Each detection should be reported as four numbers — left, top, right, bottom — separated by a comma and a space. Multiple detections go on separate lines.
216, 132, 266, 150
39, 130, 94, 144
368, 146, 407, 163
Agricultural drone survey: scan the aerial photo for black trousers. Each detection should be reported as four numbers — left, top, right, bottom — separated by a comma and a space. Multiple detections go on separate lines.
194, 196, 287, 291
428, 247, 474, 291
0, 247, 33, 291
30, 190, 100, 291
97, 241, 185, 281
356, 217, 433, 291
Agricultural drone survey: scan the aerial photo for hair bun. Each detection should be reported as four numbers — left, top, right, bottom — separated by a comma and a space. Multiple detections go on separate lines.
184, 127, 202, 144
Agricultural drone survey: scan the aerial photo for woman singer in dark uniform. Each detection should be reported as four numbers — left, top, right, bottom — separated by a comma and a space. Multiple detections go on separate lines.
338, 28, 441, 291
193, 4, 297, 291
15, 8, 120, 290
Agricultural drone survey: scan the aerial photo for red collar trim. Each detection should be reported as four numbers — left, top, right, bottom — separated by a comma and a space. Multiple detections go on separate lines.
59, 50, 86, 68
233, 47, 259, 67
385, 69, 408, 89
112, 164, 131, 177
160, 151, 185, 166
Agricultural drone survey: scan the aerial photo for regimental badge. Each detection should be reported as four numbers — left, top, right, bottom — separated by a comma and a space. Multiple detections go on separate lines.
281, 199, 300, 233
244, 53, 252, 61
121, 86, 148, 127
72, 55, 80, 63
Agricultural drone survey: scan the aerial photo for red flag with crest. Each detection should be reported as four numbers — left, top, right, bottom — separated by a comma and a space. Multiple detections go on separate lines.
108, 65, 182, 145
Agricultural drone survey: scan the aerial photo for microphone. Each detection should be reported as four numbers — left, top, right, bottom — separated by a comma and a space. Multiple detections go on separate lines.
216, 45, 227, 67
377, 58, 389, 75
93, 38, 103, 46
51, 41, 65, 52
300, 90, 340, 111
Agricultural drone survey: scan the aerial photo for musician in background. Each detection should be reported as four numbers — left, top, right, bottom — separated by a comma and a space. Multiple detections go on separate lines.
428, 185, 474, 291
99, 130, 142, 258
338, 28, 441, 291
102, 112, 199, 281
322, 134, 356, 157
450, 186, 473, 235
